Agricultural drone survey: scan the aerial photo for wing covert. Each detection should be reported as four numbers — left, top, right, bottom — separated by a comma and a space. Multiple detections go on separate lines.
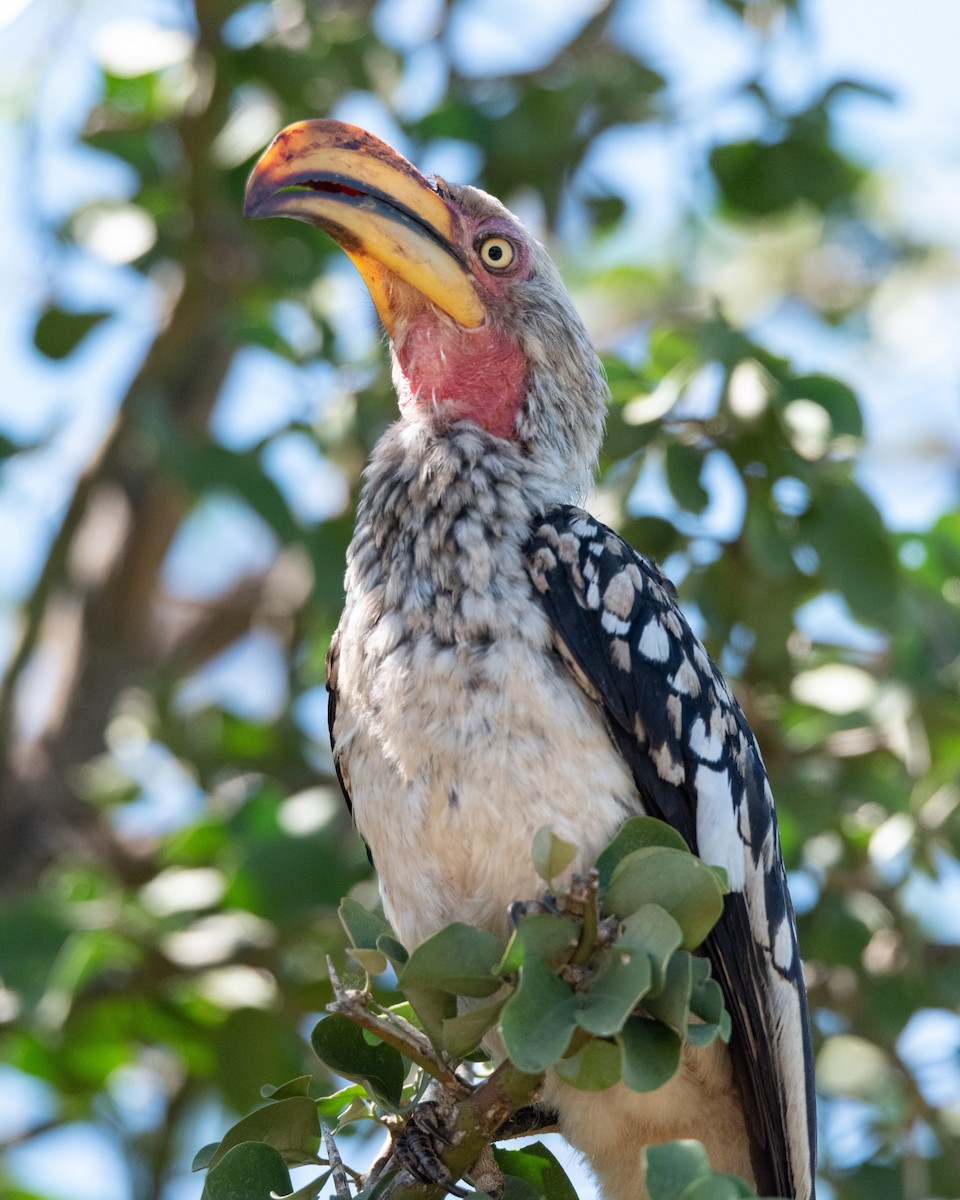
525, 505, 816, 1199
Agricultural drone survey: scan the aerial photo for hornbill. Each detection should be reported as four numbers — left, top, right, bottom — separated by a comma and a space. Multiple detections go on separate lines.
245, 121, 817, 1200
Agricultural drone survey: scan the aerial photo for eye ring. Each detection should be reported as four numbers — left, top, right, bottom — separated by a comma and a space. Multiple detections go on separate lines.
478, 235, 516, 271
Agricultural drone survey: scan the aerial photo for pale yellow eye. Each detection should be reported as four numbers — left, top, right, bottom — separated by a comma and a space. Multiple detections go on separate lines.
478, 236, 515, 270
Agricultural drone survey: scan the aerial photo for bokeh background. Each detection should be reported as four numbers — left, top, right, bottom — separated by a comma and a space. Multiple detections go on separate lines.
2, 0, 960, 1197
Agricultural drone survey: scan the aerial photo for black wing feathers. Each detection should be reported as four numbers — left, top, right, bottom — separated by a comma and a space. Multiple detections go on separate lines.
525, 505, 816, 1200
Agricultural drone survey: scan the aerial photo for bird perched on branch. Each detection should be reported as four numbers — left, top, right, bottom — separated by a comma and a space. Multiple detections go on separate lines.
245, 120, 816, 1200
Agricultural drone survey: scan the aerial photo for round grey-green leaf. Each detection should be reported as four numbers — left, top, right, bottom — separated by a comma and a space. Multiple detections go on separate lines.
603, 848, 725, 949
596, 817, 689, 891
617, 1016, 681, 1093
500, 957, 577, 1073
399, 923, 503, 997
554, 1036, 622, 1092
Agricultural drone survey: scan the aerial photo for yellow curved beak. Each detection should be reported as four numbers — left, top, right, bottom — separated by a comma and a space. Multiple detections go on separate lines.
244, 120, 486, 332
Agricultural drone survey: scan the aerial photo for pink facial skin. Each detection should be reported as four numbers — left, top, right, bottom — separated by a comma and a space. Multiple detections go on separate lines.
392, 216, 532, 442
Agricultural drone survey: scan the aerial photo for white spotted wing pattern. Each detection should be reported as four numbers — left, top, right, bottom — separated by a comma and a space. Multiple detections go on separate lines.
526, 505, 817, 1200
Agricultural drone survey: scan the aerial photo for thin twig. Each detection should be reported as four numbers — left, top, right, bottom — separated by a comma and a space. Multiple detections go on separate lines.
326, 958, 470, 1096
323, 1126, 352, 1199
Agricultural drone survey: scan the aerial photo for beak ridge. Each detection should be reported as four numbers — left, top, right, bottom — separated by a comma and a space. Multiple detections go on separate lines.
244, 120, 487, 331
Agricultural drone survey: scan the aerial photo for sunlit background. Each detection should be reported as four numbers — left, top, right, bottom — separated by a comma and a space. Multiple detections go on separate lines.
2, 1, 960, 1198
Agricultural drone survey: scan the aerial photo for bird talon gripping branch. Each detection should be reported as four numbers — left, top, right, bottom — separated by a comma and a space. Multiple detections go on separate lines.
247, 119, 817, 1200
392, 1102, 468, 1198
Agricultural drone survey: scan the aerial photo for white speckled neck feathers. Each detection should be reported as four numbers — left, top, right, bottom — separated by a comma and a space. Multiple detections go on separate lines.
346, 420, 563, 644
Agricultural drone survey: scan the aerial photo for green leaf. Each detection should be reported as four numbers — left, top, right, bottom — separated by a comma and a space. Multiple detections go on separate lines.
403, 987, 458, 1050
603, 849, 725, 949
399, 924, 503, 997
33, 306, 110, 359
532, 827, 577, 883
201, 1142, 292, 1200
665, 442, 709, 514
261, 1075, 312, 1100
576, 943, 652, 1036
441, 995, 506, 1058
200, 1097, 320, 1172
213, 1008, 309, 1114
276, 1170, 335, 1200
680, 1175, 755, 1200
709, 131, 861, 216
618, 1017, 681, 1092
785, 374, 862, 439
644, 950, 693, 1036
596, 818, 689, 891
500, 957, 577, 1073
617, 906, 684, 990
349, 947, 389, 976
339, 898, 393, 950
554, 1036, 623, 1091
801, 482, 897, 624
315, 1083, 368, 1121
377, 935, 409, 968
310, 1015, 405, 1107
192, 1142, 220, 1172
687, 957, 732, 1046
498, 914, 580, 974
499, 1178, 541, 1200
643, 1140, 711, 1200
494, 1142, 580, 1200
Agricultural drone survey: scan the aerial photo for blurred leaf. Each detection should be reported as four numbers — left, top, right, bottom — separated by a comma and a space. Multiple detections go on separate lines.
785, 374, 862, 439
532, 826, 577, 883
710, 127, 862, 215
0, 896, 72, 1006
215, 1009, 312, 1116
665, 443, 709, 513
801, 481, 898, 624
33, 306, 110, 359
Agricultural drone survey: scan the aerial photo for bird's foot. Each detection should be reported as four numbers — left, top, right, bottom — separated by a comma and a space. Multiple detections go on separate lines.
508, 894, 562, 923
392, 1101, 468, 1197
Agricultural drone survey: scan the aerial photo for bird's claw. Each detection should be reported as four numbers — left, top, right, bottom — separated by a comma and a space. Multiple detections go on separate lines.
508, 894, 562, 924
393, 1102, 468, 1197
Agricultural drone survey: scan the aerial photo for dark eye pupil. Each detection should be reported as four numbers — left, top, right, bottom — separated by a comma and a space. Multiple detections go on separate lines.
488, 244, 503, 261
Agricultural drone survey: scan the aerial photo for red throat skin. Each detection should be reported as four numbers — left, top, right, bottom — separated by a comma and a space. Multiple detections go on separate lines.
394, 316, 527, 440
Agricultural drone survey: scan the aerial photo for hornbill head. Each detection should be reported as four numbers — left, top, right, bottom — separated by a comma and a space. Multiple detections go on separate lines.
245, 120, 606, 496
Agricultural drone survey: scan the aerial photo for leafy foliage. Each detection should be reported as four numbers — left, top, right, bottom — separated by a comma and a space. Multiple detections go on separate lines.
194, 821, 749, 1198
